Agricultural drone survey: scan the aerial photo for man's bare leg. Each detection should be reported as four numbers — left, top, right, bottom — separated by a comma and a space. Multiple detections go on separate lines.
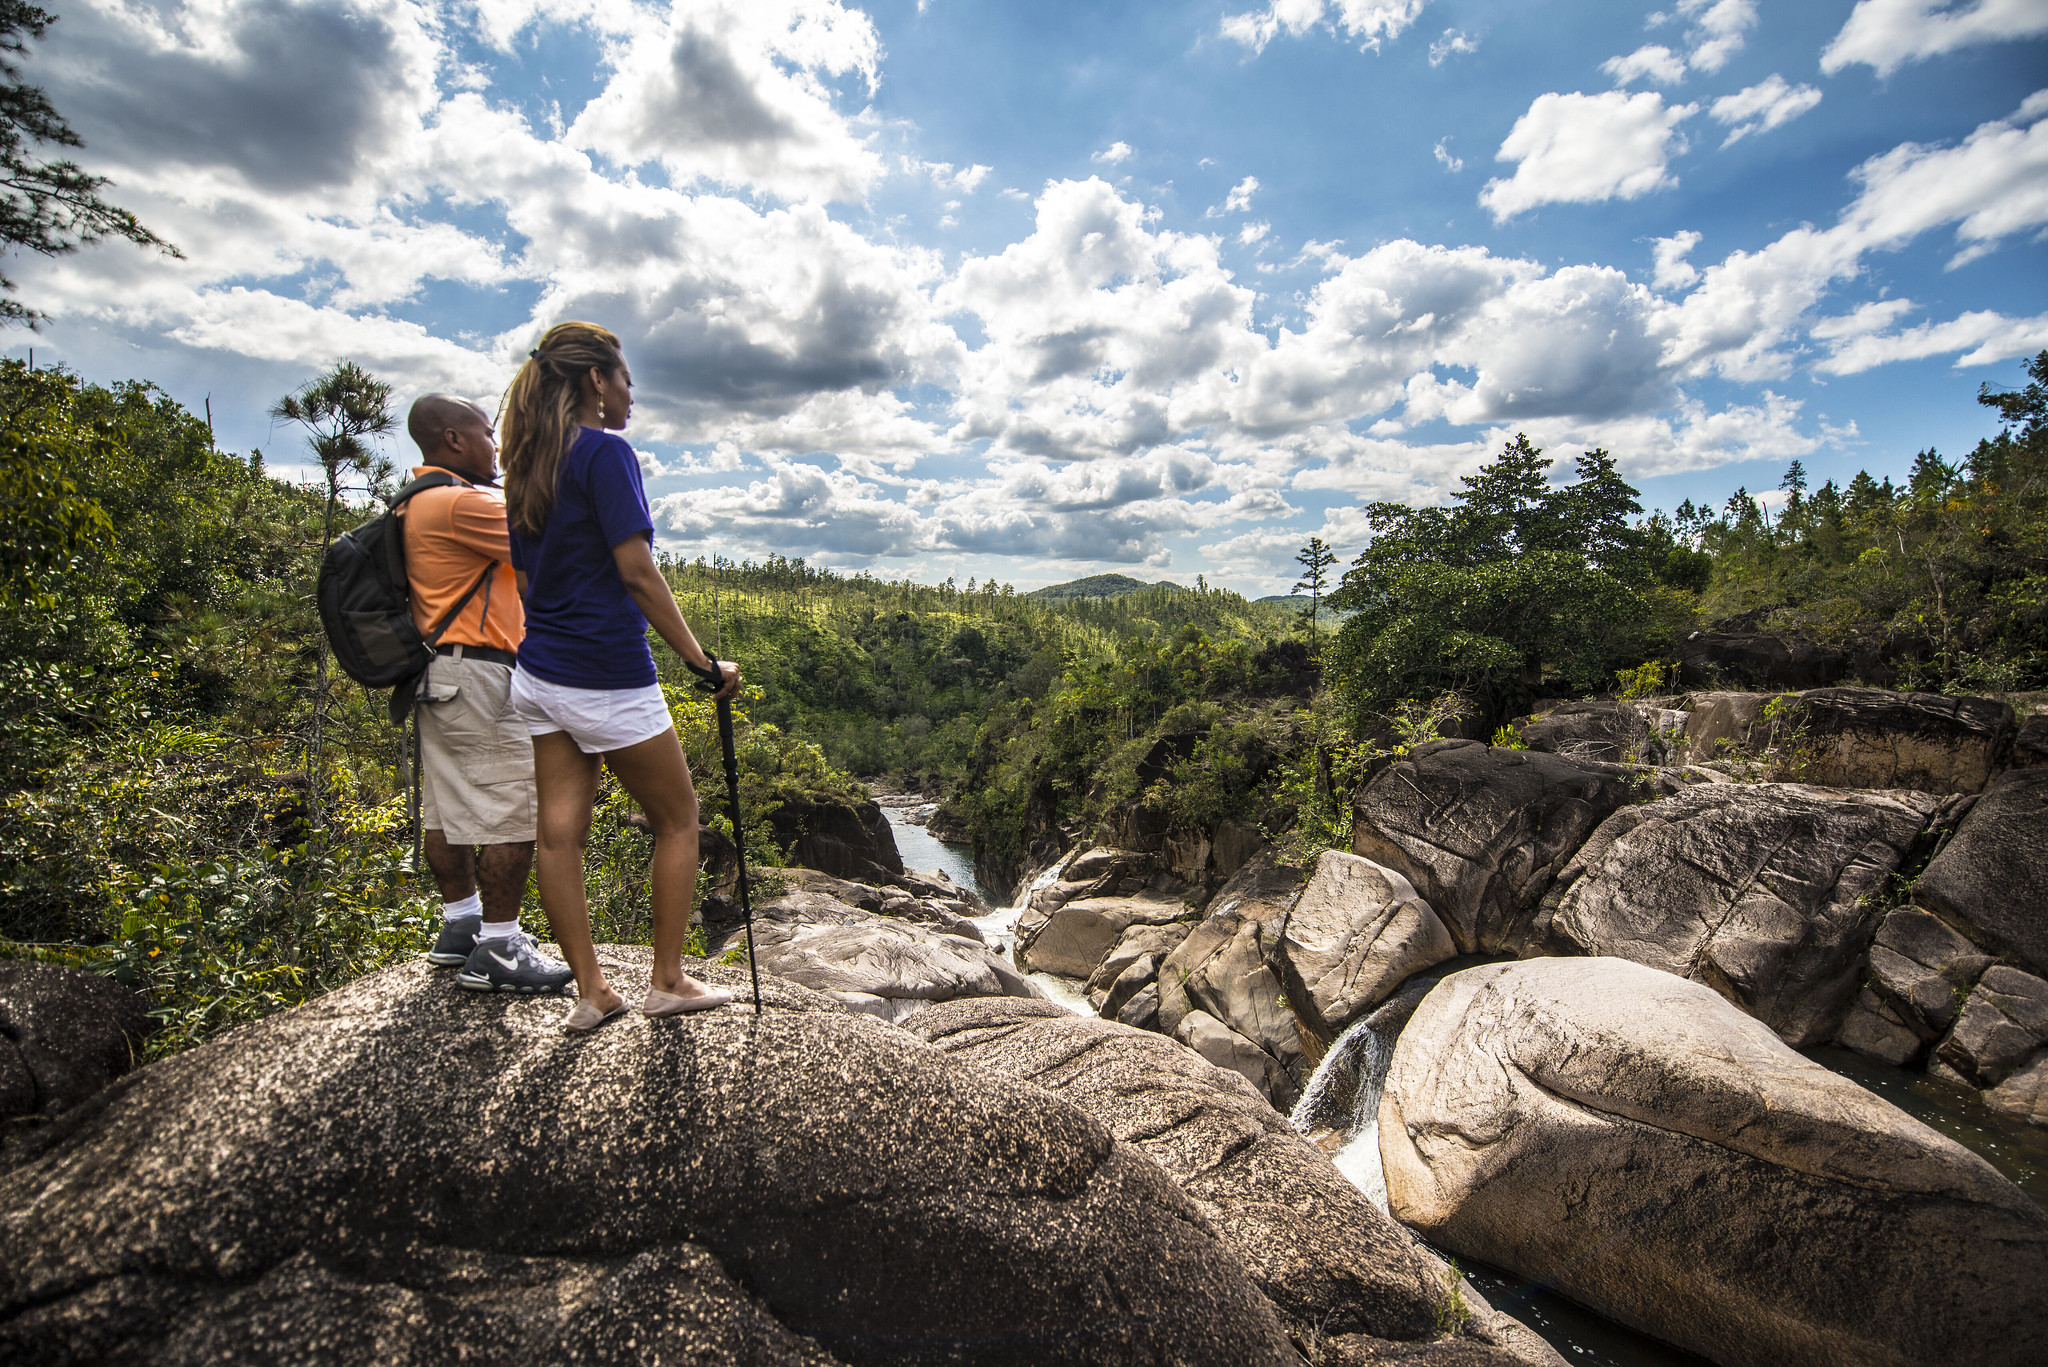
476, 841, 533, 924
423, 829, 477, 903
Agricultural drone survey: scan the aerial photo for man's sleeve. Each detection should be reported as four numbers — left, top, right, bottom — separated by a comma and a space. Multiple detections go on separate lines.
443, 487, 513, 561
590, 436, 656, 549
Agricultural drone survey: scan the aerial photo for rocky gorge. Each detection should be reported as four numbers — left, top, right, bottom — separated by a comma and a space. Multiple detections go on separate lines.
4, 684, 2046, 1366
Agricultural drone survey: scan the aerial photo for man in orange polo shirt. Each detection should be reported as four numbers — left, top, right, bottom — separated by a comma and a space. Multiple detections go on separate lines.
405, 395, 572, 994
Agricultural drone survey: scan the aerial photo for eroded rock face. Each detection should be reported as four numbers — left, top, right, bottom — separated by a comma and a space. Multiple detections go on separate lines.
1269, 851, 1456, 1039
1380, 957, 2048, 1367
1542, 782, 1937, 1045
1867, 908, 1994, 1038
1789, 687, 2014, 794
904, 998, 1561, 1367
1935, 967, 2048, 1099
1085, 922, 1191, 1018
0, 963, 154, 1133
1912, 769, 2048, 977
767, 796, 905, 883
1174, 1008, 1301, 1113
2012, 714, 2048, 768
1514, 700, 1686, 766
1681, 691, 1781, 764
0, 953, 1299, 1367
1019, 884, 1191, 981
715, 885, 1035, 1025
1350, 741, 1647, 955
1678, 631, 1846, 691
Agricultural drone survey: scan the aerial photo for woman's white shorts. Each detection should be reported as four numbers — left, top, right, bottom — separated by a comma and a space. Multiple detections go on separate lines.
510, 670, 673, 754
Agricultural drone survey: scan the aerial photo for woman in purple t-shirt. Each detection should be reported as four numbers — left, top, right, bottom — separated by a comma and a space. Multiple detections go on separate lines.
500, 321, 743, 1031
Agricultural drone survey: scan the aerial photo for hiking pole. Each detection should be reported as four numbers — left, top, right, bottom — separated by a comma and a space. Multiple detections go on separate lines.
691, 661, 761, 1013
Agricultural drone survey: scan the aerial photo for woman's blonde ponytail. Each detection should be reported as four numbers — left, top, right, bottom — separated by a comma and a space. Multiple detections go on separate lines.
500, 321, 625, 537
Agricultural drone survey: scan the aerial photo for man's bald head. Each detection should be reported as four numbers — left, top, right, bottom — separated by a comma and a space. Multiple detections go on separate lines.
408, 394, 498, 483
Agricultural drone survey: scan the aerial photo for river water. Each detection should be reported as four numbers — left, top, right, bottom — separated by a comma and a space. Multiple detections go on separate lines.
878, 804, 1093, 1013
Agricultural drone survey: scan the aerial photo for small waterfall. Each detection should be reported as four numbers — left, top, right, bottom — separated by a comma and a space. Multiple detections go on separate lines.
1289, 972, 1449, 1213
965, 848, 1093, 1015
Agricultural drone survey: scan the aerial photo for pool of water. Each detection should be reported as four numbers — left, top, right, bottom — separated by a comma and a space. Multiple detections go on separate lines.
1803, 1045, 2048, 1208
880, 802, 987, 904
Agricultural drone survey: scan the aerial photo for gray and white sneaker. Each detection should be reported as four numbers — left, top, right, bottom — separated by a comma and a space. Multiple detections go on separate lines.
456, 932, 575, 994
426, 915, 482, 967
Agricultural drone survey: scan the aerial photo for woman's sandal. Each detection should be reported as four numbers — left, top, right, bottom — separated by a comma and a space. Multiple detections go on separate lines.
563, 996, 628, 1032
641, 985, 734, 1017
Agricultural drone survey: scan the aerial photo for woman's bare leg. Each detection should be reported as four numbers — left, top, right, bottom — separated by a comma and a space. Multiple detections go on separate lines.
602, 726, 715, 997
532, 730, 620, 1009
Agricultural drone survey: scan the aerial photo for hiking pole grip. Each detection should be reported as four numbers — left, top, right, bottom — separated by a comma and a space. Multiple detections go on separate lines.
693, 660, 762, 1014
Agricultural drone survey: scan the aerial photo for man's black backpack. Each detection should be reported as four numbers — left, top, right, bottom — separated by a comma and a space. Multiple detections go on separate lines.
316, 470, 497, 723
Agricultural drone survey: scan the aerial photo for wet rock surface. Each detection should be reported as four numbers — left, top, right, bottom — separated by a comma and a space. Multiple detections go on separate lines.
1542, 782, 1938, 1045
904, 998, 1561, 1367
0, 951, 1300, 1367
1381, 957, 2048, 1367
0, 962, 154, 1134
1350, 740, 1647, 955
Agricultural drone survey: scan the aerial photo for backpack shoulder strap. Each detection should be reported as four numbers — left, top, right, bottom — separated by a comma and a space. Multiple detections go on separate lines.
383, 469, 473, 593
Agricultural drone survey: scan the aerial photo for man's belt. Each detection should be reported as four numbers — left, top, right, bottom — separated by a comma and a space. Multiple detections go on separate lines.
433, 643, 517, 668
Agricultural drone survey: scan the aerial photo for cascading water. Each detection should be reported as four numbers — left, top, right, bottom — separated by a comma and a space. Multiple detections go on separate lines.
1289, 971, 1450, 1214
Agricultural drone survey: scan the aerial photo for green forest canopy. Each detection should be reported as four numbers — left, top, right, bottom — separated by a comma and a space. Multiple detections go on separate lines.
0, 350, 2042, 1049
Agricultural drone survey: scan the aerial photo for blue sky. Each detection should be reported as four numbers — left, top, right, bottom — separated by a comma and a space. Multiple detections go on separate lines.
11, 0, 2048, 593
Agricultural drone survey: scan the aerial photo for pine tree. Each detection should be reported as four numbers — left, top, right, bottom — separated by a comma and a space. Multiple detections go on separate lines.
0, 2, 177, 323
272, 361, 395, 830
1292, 536, 1338, 660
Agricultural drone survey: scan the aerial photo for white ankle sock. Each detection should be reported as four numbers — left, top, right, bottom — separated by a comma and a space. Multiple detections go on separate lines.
441, 892, 482, 921
477, 919, 520, 942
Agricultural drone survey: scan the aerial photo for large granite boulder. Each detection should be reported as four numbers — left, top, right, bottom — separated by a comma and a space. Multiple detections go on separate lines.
1085, 921, 1191, 1017
1350, 740, 1646, 955
0, 951, 1300, 1367
904, 998, 1561, 1367
1267, 850, 1456, 1040
1836, 907, 1996, 1066
1788, 687, 2013, 794
1540, 782, 1939, 1045
1677, 631, 1846, 690
1380, 958, 2048, 1367
712, 883, 1035, 1024
1681, 690, 1782, 764
2012, 713, 2048, 768
1019, 882, 1192, 981
767, 795, 904, 883
1933, 966, 2048, 1123
1911, 769, 2048, 977
0, 962, 154, 1133
1513, 700, 1686, 766
1158, 855, 1313, 1106
1014, 846, 1156, 948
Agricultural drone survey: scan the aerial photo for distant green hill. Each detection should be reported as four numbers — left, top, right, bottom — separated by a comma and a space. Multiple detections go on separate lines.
1026, 573, 1181, 601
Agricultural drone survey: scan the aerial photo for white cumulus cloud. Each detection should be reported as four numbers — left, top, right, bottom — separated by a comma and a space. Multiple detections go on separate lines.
1428, 28, 1477, 65
1221, 0, 1428, 54
1712, 76, 1824, 146
1092, 140, 1134, 165
1481, 90, 1698, 220
1823, 0, 2048, 78
1603, 45, 1689, 86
